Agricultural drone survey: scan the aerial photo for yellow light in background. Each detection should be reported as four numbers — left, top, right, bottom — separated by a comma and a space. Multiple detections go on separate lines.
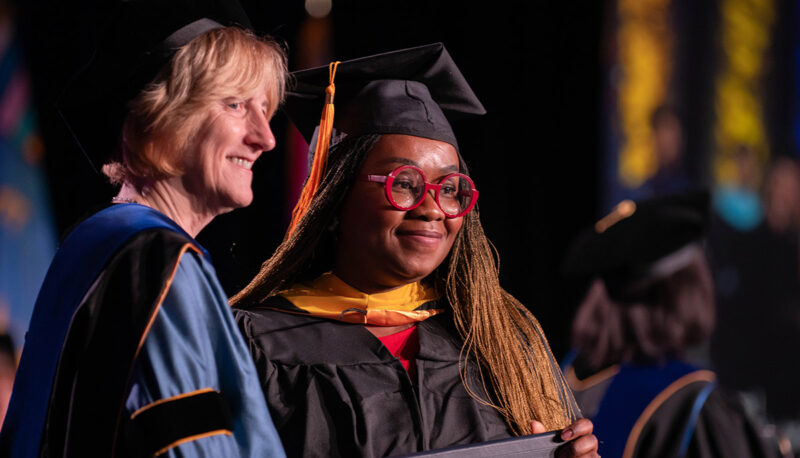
305, 0, 332, 18
617, 0, 673, 188
713, 0, 774, 186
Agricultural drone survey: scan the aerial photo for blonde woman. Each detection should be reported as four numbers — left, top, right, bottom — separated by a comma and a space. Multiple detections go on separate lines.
1, 1, 287, 456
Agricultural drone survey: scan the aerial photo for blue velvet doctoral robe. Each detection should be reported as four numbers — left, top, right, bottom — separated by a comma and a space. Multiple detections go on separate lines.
0, 203, 284, 457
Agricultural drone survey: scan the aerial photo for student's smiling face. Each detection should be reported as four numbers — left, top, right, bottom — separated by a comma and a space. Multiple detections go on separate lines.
333, 134, 465, 293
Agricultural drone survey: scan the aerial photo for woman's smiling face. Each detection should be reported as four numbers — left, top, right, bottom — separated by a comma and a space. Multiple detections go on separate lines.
181, 88, 277, 216
333, 134, 465, 293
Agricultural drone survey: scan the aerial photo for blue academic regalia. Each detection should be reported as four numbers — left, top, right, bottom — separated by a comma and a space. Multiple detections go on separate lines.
0, 203, 285, 457
566, 359, 771, 457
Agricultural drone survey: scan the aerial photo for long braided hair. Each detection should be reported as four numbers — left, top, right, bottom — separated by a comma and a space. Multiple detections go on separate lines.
231, 134, 578, 433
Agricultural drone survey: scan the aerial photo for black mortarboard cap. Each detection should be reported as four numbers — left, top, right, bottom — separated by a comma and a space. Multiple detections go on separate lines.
57, 0, 252, 172
562, 190, 711, 299
285, 42, 486, 152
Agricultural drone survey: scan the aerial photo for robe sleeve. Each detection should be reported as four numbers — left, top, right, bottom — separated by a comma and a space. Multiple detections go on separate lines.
633, 385, 776, 458
234, 311, 286, 427
687, 389, 776, 458
124, 252, 285, 458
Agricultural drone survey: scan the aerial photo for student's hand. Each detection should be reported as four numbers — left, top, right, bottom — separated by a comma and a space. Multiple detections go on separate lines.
557, 418, 599, 458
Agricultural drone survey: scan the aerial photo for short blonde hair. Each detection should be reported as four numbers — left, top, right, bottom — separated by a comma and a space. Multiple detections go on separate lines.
104, 27, 288, 186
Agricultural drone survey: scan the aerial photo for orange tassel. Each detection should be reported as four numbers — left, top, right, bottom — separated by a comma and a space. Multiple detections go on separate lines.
288, 61, 340, 236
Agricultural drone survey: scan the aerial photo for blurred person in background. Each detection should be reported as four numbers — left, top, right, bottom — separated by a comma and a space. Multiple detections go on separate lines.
562, 190, 774, 457
763, 157, 800, 235
0, 0, 287, 456
634, 104, 692, 200
709, 155, 800, 454
232, 44, 599, 458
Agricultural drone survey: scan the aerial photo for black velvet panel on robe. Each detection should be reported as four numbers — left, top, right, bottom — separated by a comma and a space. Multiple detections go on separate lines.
235, 298, 512, 458
634, 384, 774, 458
572, 367, 775, 458
43, 229, 193, 458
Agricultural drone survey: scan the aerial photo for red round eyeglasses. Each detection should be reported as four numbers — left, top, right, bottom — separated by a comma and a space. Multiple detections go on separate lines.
360, 165, 479, 218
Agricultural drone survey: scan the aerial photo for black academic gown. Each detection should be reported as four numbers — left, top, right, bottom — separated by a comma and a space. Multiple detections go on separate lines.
235, 297, 513, 458
635, 383, 772, 457
567, 360, 774, 458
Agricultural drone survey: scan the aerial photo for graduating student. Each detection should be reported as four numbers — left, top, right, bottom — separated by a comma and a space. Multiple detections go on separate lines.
232, 43, 598, 458
0, 1, 287, 456
562, 191, 773, 457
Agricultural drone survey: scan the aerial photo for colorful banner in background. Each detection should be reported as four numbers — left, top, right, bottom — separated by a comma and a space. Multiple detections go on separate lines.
708, 0, 774, 232
616, 0, 674, 190
712, 0, 774, 186
0, 15, 57, 349
604, 0, 676, 210
605, 0, 778, 216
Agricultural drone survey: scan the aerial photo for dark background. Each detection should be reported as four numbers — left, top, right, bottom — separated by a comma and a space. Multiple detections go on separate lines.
15, 0, 605, 358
